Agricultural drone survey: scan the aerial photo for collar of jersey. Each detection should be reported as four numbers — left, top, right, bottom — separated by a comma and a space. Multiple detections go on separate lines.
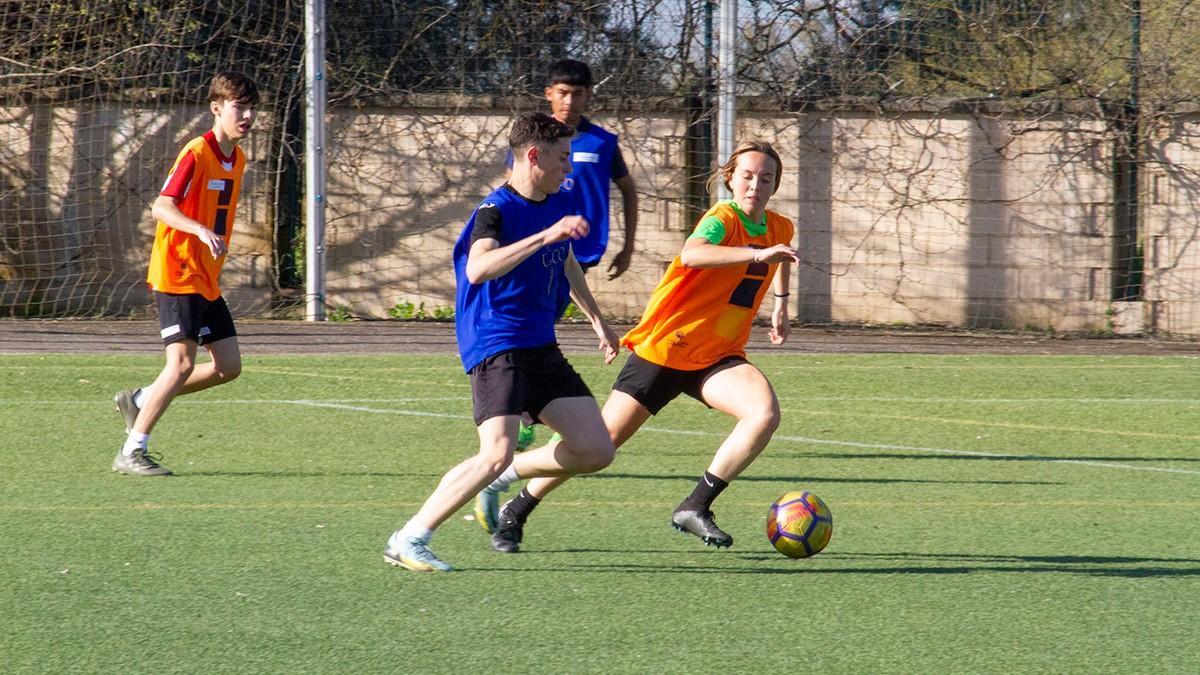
726, 199, 767, 236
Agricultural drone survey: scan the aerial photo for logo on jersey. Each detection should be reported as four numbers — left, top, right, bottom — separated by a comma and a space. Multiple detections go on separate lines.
541, 246, 568, 267
561, 177, 575, 191
572, 151, 600, 164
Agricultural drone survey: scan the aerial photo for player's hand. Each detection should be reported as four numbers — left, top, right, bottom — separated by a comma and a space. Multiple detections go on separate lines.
198, 228, 227, 258
769, 304, 791, 345
596, 322, 620, 364
606, 245, 633, 280
545, 216, 590, 244
754, 244, 799, 265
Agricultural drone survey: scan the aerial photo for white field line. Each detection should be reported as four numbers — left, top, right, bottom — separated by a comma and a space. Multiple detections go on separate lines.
5, 397, 1198, 477
289, 400, 467, 420
279, 400, 1200, 478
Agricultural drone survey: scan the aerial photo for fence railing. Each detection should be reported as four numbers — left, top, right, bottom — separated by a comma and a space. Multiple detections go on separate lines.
3, 0, 1199, 335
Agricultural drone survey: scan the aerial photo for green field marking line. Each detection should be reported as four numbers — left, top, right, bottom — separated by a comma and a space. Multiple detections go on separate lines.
10, 395, 1200, 406
0, 397, 472, 406
244, 366, 469, 384
633, 429, 1200, 477
9, 497, 1197, 514
779, 396, 1200, 405
771, 362, 1200, 370
781, 407, 1200, 441
748, 431, 1200, 476
9, 360, 1198, 373
0, 499, 419, 512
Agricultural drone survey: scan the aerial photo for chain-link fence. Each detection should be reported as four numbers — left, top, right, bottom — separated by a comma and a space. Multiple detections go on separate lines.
4, 1, 1200, 334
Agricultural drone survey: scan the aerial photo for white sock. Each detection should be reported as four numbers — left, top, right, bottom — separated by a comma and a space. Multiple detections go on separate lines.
121, 431, 150, 457
133, 385, 154, 409
487, 465, 519, 493
390, 521, 434, 549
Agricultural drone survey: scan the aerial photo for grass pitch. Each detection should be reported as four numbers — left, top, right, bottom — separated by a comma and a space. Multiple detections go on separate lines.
3, 351, 1200, 673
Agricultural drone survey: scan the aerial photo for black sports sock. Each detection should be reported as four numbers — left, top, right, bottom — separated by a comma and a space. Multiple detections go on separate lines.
505, 487, 541, 523
680, 471, 729, 511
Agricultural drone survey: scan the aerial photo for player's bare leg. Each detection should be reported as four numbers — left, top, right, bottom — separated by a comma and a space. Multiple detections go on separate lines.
477, 390, 648, 537
527, 390, 649, 496
488, 396, 614, 552
413, 415, 520, 529
112, 340, 198, 476
114, 337, 240, 440
697, 362, 780, 480
385, 415, 520, 571
672, 362, 781, 547
178, 336, 242, 395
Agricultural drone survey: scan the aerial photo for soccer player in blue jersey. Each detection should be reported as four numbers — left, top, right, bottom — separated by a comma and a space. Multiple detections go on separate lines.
384, 112, 621, 572
507, 58, 640, 451
508, 59, 639, 280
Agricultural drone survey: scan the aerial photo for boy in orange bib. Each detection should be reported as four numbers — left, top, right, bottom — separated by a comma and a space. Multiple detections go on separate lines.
111, 71, 259, 476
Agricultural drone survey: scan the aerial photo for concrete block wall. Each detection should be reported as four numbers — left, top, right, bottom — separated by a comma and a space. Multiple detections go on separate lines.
7, 100, 1200, 335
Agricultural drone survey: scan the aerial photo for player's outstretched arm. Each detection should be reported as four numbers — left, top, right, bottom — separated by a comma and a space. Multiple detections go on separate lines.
565, 250, 619, 364
151, 195, 227, 258
678, 238, 799, 269
465, 215, 590, 284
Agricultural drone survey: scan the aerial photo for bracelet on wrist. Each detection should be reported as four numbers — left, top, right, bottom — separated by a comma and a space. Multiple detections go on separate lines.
773, 293, 790, 298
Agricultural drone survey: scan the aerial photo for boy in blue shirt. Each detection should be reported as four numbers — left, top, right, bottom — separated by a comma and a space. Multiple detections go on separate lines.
384, 112, 620, 572
508, 59, 639, 280
507, 59, 640, 451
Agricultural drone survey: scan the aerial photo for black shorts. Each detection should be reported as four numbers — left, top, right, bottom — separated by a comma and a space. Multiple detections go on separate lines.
612, 352, 749, 415
468, 345, 594, 425
155, 292, 237, 347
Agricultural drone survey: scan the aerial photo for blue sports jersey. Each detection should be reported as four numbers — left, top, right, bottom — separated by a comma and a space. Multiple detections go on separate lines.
454, 185, 576, 372
563, 119, 621, 265
505, 118, 626, 266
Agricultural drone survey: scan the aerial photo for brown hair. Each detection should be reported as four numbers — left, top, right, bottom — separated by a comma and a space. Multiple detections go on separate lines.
708, 140, 783, 195
508, 112, 574, 153
209, 70, 260, 106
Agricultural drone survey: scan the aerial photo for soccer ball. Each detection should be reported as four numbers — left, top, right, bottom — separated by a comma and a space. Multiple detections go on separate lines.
766, 491, 833, 559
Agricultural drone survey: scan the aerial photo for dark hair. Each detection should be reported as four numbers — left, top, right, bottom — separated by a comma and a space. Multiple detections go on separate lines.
547, 59, 593, 88
508, 112, 575, 153
209, 70, 260, 106
708, 140, 784, 195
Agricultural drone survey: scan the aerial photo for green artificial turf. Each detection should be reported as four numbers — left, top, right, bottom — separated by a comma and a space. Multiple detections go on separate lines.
3, 353, 1199, 673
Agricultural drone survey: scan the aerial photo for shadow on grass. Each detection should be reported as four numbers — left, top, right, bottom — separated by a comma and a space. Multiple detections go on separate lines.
167, 470, 1053, 485
474, 550, 1200, 578
180, 471, 429, 478
797, 451, 1200, 464
585, 472, 1058, 486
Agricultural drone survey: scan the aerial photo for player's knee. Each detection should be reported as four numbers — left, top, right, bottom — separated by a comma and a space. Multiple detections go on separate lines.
571, 435, 615, 474
477, 445, 514, 476
166, 356, 195, 381
744, 405, 781, 437
217, 363, 242, 382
